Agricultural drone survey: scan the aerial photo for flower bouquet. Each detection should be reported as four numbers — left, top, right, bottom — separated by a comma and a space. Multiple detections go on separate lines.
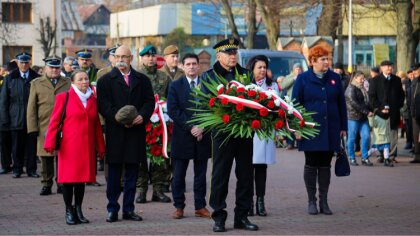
189, 72, 319, 144
145, 95, 173, 165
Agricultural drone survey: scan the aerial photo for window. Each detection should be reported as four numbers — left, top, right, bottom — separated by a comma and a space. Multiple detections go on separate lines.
2, 46, 32, 64
2, 3, 32, 23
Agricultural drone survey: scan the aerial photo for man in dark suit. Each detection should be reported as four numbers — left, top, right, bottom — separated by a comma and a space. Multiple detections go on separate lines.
368, 60, 404, 166
167, 53, 211, 219
97, 45, 155, 222
0, 52, 40, 178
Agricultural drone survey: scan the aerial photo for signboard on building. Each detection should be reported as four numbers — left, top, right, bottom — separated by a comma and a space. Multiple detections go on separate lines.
373, 44, 390, 65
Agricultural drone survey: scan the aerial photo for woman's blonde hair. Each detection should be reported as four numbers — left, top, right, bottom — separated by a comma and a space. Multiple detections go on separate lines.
396, 71, 407, 80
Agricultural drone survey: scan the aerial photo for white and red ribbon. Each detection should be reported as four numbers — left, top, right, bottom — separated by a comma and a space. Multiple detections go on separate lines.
218, 81, 315, 133
153, 94, 169, 159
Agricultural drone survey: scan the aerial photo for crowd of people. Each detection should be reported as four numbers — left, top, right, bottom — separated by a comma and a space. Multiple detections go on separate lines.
0, 38, 419, 233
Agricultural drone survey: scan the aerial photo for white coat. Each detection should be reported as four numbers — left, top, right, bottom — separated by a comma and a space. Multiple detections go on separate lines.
252, 78, 279, 165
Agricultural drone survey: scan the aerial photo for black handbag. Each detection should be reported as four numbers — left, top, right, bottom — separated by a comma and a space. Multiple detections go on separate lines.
55, 92, 69, 150
335, 138, 351, 177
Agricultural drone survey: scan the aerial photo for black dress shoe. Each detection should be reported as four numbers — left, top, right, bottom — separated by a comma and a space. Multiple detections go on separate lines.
12, 172, 21, 178
234, 218, 259, 231
0, 167, 12, 174
122, 211, 143, 221
40, 186, 52, 195
151, 191, 171, 203
213, 221, 226, 232
136, 192, 147, 203
106, 212, 118, 222
27, 172, 40, 178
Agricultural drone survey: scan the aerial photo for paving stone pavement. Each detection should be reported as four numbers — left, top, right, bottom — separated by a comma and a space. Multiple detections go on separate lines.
0, 138, 419, 235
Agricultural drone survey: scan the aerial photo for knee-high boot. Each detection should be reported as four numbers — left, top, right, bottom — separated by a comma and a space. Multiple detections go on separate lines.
304, 165, 318, 215
318, 166, 332, 215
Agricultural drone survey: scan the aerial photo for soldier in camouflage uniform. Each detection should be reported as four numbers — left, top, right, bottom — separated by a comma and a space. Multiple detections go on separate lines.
136, 45, 172, 204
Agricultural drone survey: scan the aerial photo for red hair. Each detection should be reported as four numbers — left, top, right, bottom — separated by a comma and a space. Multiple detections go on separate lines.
308, 45, 329, 65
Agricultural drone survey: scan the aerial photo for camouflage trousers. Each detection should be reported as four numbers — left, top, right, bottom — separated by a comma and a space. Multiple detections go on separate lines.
136, 158, 171, 193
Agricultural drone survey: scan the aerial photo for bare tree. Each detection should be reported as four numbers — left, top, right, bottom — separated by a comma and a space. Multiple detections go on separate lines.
0, 0, 22, 45
254, 0, 280, 50
246, 0, 257, 48
219, 0, 245, 48
37, 16, 58, 58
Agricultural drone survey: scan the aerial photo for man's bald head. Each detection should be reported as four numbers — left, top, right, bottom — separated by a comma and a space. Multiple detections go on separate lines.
114, 45, 133, 74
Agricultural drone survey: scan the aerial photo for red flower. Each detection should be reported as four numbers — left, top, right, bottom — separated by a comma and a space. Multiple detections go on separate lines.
267, 100, 275, 109
237, 87, 245, 93
209, 97, 216, 107
221, 98, 229, 105
222, 114, 230, 124
217, 88, 224, 95
238, 95, 245, 99
146, 133, 157, 144
259, 108, 269, 117
278, 109, 285, 118
253, 99, 259, 103
259, 92, 268, 100
152, 124, 163, 136
236, 103, 244, 111
150, 144, 162, 156
226, 88, 232, 94
300, 119, 306, 127
251, 120, 261, 129
146, 122, 152, 132
275, 120, 284, 130
247, 90, 257, 97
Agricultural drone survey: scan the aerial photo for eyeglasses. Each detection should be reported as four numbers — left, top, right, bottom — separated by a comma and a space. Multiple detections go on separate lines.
114, 55, 131, 60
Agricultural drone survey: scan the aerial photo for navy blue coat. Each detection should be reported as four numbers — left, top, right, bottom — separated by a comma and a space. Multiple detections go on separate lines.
167, 76, 211, 160
292, 68, 347, 152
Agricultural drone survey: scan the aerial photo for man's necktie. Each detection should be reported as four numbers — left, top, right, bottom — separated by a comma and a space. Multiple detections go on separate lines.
124, 74, 129, 86
52, 78, 57, 86
190, 80, 195, 89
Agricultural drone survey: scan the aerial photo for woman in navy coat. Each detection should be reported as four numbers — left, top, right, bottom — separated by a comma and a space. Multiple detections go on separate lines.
292, 45, 347, 215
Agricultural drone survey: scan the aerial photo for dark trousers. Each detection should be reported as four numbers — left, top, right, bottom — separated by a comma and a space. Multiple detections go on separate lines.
252, 164, 267, 197
304, 151, 334, 167
413, 118, 420, 161
0, 131, 12, 169
172, 158, 208, 210
62, 183, 85, 207
40, 156, 58, 187
405, 118, 413, 144
107, 163, 139, 213
210, 137, 253, 222
11, 129, 37, 174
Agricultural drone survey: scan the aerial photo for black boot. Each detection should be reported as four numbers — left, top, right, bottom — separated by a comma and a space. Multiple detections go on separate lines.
248, 199, 254, 216
318, 166, 332, 215
75, 205, 89, 223
256, 196, 267, 216
65, 206, 77, 225
304, 165, 318, 215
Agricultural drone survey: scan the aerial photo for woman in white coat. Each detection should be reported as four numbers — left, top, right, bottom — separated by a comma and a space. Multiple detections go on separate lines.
246, 55, 279, 216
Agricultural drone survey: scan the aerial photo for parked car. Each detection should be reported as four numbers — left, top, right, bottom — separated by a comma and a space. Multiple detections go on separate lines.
237, 49, 308, 79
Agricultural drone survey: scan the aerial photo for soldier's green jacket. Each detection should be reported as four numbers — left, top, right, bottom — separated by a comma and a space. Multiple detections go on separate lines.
139, 64, 171, 99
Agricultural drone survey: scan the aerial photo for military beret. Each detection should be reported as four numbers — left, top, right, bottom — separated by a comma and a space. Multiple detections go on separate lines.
380, 60, 393, 66
43, 56, 62, 67
115, 105, 138, 125
76, 49, 93, 59
213, 38, 239, 53
139, 45, 157, 56
108, 44, 121, 56
16, 52, 32, 62
163, 45, 179, 55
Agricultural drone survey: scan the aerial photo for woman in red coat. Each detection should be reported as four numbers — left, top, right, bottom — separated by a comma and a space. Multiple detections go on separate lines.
44, 71, 105, 225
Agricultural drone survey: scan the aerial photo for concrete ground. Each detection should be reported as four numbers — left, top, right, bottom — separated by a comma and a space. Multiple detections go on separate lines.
0, 137, 419, 235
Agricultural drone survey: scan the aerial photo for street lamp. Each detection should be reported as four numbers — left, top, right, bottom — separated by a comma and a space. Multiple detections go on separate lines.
196, 9, 228, 39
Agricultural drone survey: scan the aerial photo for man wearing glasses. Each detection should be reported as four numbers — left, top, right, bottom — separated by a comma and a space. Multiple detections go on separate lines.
201, 38, 258, 232
27, 56, 71, 195
0, 52, 40, 178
